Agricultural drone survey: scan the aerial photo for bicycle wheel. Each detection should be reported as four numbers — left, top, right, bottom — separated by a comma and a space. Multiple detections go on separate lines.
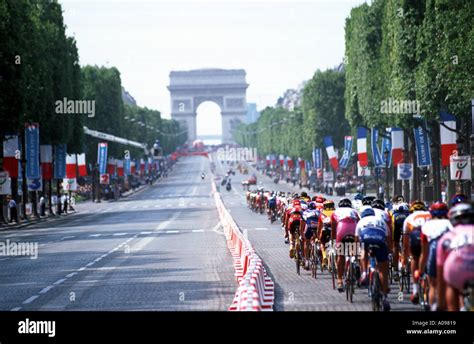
311, 243, 318, 279
372, 272, 382, 312
349, 263, 355, 303
295, 240, 301, 276
330, 254, 336, 290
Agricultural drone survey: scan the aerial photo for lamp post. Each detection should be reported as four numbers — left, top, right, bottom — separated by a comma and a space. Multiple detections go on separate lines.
384, 148, 390, 202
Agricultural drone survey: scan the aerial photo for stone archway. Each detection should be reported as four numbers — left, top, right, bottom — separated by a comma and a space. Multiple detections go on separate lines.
168, 68, 248, 143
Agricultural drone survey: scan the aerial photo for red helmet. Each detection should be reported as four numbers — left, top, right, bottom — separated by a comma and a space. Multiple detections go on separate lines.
292, 199, 301, 207
429, 202, 449, 218
315, 195, 325, 203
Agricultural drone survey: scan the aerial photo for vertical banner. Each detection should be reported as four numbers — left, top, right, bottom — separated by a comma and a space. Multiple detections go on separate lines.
391, 128, 404, 166
439, 112, 457, 167
298, 158, 305, 170
77, 153, 87, 177
124, 157, 131, 176
3, 135, 19, 178
371, 128, 384, 167
357, 128, 368, 167
279, 154, 284, 167
381, 128, 392, 167
25, 123, 40, 179
312, 147, 323, 170
54, 144, 67, 179
413, 123, 432, 167
140, 158, 145, 174
287, 156, 294, 170
66, 154, 77, 179
97, 143, 108, 175
130, 160, 136, 175
40, 145, 53, 180
323, 136, 339, 171
339, 136, 353, 169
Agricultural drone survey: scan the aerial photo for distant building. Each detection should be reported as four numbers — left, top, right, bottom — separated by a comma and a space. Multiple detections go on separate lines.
122, 88, 137, 106
246, 103, 260, 123
276, 81, 307, 111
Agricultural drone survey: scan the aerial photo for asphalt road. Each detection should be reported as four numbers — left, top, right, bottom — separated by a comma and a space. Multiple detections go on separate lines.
213, 156, 418, 311
0, 156, 236, 311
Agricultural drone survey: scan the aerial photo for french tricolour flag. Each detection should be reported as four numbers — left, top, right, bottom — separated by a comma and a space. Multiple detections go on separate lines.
116, 159, 124, 177
357, 128, 368, 167
107, 158, 116, 176
40, 145, 53, 180
440, 112, 457, 167
77, 153, 87, 177
287, 156, 294, 170
391, 128, 404, 166
66, 154, 77, 179
324, 136, 339, 171
298, 158, 305, 170
3, 136, 19, 178
279, 154, 284, 166
131, 161, 136, 175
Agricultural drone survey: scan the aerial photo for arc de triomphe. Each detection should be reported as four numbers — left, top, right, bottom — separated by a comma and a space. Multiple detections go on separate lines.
168, 68, 248, 143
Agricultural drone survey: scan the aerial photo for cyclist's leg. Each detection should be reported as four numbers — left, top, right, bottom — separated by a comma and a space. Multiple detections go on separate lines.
445, 285, 460, 311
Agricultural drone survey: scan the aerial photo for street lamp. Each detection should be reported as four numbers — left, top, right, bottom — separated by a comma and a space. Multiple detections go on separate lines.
384, 148, 390, 202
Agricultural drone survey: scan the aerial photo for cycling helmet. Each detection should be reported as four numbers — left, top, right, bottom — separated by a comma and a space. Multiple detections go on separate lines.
395, 203, 409, 213
308, 202, 317, 210
371, 199, 385, 210
360, 206, 375, 218
392, 195, 404, 204
354, 193, 363, 201
362, 196, 376, 206
323, 200, 335, 210
301, 192, 308, 199
315, 195, 325, 203
338, 198, 352, 208
292, 199, 301, 207
409, 200, 426, 213
429, 202, 449, 218
449, 194, 468, 208
448, 202, 474, 226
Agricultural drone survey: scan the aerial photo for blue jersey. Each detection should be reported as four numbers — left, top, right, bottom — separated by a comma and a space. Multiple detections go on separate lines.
303, 209, 320, 228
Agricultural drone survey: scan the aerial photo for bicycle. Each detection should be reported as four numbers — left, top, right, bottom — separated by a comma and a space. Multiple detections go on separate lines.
399, 257, 411, 294
310, 239, 322, 279
344, 254, 358, 303
418, 273, 430, 311
327, 240, 337, 290
368, 248, 383, 311
295, 235, 303, 276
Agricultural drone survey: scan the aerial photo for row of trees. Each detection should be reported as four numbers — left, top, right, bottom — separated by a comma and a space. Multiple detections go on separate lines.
235, 0, 473, 200
0, 0, 186, 164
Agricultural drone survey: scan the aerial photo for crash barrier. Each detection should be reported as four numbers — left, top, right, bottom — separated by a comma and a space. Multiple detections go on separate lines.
211, 181, 274, 311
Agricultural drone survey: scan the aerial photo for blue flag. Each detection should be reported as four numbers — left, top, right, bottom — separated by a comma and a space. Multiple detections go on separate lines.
413, 123, 432, 167
25, 123, 40, 179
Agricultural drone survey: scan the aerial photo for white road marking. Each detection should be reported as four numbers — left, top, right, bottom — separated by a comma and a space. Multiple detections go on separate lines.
89, 234, 101, 237
53, 278, 66, 285
66, 272, 78, 278
165, 230, 179, 234
113, 233, 127, 236
11, 307, 22, 311
140, 231, 153, 235
23, 295, 39, 304
39, 286, 54, 294
60, 235, 75, 240
154, 205, 161, 208
192, 229, 205, 233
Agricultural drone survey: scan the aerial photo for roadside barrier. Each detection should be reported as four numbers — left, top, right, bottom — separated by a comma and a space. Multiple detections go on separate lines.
211, 180, 274, 311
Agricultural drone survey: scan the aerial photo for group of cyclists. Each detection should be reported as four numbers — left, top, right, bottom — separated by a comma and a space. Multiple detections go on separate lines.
246, 188, 473, 312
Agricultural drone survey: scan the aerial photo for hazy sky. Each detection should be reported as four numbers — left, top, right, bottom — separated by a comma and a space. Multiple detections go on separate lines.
61, 0, 365, 135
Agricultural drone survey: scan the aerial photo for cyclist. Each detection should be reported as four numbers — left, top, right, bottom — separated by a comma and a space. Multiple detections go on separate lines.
300, 191, 311, 203
318, 200, 335, 268
283, 199, 303, 258
356, 206, 391, 311
267, 192, 277, 221
391, 202, 409, 282
362, 196, 376, 207
331, 198, 360, 292
300, 202, 321, 269
437, 202, 474, 311
417, 202, 452, 310
402, 201, 431, 304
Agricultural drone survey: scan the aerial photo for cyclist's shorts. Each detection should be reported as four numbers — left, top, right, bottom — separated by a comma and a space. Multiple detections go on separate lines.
268, 199, 276, 209
409, 229, 422, 258
393, 223, 403, 243
426, 239, 438, 278
443, 245, 474, 290
304, 226, 314, 240
360, 228, 389, 263
336, 219, 357, 244
320, 226, 331, 244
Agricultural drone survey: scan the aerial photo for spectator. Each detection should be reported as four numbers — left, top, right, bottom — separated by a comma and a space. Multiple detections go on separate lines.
7, 196, 18, 223
39, 194, 46, 217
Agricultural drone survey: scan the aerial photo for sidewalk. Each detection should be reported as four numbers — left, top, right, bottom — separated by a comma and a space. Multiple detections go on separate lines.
0, 183, 150, 231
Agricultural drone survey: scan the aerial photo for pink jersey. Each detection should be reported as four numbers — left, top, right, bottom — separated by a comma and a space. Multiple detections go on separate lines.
331, 207, 359, 224
442, 225, 474, 290
421, 219, 452, 242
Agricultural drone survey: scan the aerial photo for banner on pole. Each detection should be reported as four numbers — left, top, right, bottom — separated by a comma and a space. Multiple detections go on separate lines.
25, 123, 40, 179
97, 143, 108, 175
357, 162, 371, 177
413, 124, 432, 167
54, 144, 67, 179
339, 136, 353, 169
450, 155, 471, 180
397, 163, 414, 180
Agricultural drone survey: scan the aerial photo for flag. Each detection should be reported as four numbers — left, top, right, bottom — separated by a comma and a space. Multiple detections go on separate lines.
65, 154, 77, 178
391, 128, 404, 166
140, 158, 145, 174
440, 112, 457, 167
107, 158, 116, 176
287, 156, 294, 169
97, 143, 108, 175
279, 154, 284, 166
3, 135, 19, 178
339, 136, 353, 169
357, 128, 368, 167
381, 129, 392, 167
298, 158, 305, 170
117, 159, 124, 177
131, 160, 136, 175
313, 147, 322, 170
371, 128, 384, 167
54, 144, 67, 179
413, 123, 432, 167
77, 153, 87, 177
324, 136, 339, 171
40, 145, 53, 180
25, 123, 40, 179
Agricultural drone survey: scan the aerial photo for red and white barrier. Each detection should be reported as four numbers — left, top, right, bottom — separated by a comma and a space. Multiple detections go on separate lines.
211, 180, 274, 311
